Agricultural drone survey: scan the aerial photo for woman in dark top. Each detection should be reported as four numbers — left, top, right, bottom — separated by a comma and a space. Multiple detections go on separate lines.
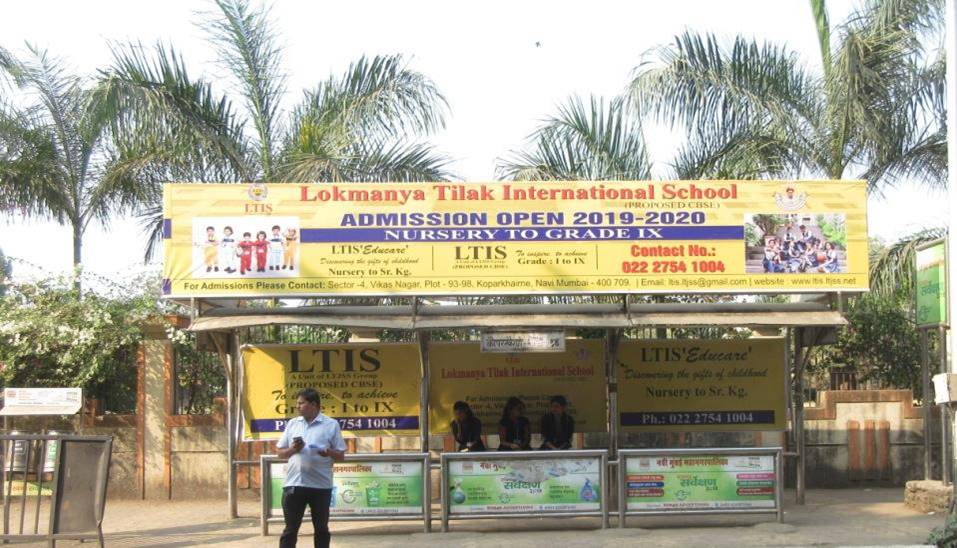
498, 397, 532, 451
540, 395, 575, 450
450, 401, 484, 452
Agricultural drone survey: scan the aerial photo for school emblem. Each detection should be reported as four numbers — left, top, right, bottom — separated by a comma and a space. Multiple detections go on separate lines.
247, 183, 268, 201
774, 184, 807, 211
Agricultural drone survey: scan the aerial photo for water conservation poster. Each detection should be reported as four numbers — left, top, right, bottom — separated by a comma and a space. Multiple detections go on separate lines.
267, 460, 424, 517
447, 457, 602, 514
625, 454, 776, 511
162, 180, 869, 297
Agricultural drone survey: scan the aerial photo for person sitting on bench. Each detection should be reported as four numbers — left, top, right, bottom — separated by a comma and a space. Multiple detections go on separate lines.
540, 395, 575, 450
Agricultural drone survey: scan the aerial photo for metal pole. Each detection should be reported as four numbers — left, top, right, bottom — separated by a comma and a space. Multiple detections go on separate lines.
228, 331, 240, 519
605, 330, 621, 459
921, 329, 932, 479
941, 326, 952, 485
794, 328, 806, 505
416, 331, 431, 454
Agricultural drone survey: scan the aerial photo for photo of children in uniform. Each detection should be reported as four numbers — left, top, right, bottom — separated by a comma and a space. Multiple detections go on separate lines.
744, 214, 845, 274
191, 217, 299, 278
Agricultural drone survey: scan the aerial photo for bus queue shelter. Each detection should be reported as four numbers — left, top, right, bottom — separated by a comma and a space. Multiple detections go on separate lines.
180, 296, 847, 523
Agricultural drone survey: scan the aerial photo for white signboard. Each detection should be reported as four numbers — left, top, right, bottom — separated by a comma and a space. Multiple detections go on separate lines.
0, 388, 82, 416
481, 332, 565, 353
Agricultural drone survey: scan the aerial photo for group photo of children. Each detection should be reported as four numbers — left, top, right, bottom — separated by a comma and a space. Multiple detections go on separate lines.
192, 216, 300, 278
744, 214, 847, 274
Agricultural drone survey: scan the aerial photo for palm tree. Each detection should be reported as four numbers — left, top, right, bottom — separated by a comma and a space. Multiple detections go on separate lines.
497, 95, 651, 181
0, 45, 155, 277
98, 0, 452, 257
630, 0, 943, 188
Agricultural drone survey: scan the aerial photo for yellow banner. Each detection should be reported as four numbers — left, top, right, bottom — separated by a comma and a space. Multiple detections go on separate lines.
618, 339, 786, 432
162, 181, 868, 297
428, 340, 607, 435
241, 344, 421, 440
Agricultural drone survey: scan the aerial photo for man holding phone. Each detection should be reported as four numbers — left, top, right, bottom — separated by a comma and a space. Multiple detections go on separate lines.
276, 388, 347, 548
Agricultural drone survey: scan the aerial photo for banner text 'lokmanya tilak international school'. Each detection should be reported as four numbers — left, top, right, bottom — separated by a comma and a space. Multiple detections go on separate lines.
162, 181, 868, 297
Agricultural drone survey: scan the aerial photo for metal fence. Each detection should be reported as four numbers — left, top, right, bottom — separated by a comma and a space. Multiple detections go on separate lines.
0, 434, 112, 547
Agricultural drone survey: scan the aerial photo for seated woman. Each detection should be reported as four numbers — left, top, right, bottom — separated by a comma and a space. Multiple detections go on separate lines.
540, 395, 575, 450
450, 401, 484, 452
821, 241, 840, 273
497, 397, 532, 451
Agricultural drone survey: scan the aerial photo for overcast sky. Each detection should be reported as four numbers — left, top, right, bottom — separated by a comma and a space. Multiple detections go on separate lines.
0, 0, 948, 282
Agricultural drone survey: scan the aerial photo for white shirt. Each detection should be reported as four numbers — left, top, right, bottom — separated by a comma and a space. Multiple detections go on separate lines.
277, 413, 347, 489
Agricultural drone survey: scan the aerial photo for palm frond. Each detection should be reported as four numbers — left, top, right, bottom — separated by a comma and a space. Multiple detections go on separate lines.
292, 55, 447, 144
99, 42, 250, 178
497, 95, 650, 181
631, 31, 820, 143
0, 101, 70, 220
203, 0, 285, 179
870, 227, 945, 296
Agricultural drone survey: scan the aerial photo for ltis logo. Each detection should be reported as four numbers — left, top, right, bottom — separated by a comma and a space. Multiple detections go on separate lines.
248, 183, 268, 201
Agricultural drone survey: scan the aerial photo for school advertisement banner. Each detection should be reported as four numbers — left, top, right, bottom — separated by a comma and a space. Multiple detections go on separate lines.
428, 340, 607, 435
447, 456, 602, 514
618, 339, 786, 432
624, 453, 777, 511
162, 181, 868, 298
916, 239, 947, 327
241, 344, 421, 440
266, 460, 424, 517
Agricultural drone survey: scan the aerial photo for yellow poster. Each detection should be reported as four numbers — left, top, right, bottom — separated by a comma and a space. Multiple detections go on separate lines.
428, 340, 607, 435
618, 338, 786, 432
241, 343, 421, 440
162, 180, 868, 297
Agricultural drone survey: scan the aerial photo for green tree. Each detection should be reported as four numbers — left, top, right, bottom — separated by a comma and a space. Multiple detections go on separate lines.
497, 95, 651, 181
0, 274, 159, 412
99, 0, 452, 257
0, 45, 155, 275
833, 292, 922, 394
630, 0, 943, 186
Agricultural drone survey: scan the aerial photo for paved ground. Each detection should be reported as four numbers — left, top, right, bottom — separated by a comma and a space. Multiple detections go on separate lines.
6, 488, 946, 547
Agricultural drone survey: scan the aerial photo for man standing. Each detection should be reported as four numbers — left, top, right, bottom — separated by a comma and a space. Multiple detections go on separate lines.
276, 388, 347, 548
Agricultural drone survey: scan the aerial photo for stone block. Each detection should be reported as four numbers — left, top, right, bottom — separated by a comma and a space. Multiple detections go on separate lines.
905, 479, 953, 513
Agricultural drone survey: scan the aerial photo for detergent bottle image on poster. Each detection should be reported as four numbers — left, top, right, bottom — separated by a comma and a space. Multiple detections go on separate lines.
365, 481, 381, 507
579, 479, 598, 502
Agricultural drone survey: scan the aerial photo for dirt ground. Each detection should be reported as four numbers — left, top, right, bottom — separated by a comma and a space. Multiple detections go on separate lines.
4, 488, 946, 547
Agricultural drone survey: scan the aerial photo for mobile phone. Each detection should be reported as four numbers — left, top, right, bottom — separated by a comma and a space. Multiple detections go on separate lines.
293, 436, 304, 445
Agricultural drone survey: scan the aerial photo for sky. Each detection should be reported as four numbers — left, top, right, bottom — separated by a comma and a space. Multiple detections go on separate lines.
0, 0, 948, 282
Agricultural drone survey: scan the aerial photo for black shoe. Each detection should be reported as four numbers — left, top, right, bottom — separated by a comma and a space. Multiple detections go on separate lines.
206, 266, 212, 272
214, 267, 219, 272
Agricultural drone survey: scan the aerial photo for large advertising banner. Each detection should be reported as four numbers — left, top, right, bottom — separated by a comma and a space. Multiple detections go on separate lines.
428, 340, 607, 435
447, 456, 602, 514
266, 459, 424, 517
916, 239, 947, 327
624, 453, 777, 511
618, 339, 786, 432
241, 344, 421, 440
162, 181, 868, 297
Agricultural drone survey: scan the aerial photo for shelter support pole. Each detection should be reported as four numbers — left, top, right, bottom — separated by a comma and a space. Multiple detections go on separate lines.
228, 331, 240, 519
941, 326, 952, 486
921, 329, 932, 480
415, 330, 431, 533
605, 329, 621, 459
417, 331, 431, 454
793, 328, 806, 505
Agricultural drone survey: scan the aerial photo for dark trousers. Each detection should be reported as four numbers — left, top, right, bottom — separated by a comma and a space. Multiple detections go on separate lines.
280, 486, 332, 548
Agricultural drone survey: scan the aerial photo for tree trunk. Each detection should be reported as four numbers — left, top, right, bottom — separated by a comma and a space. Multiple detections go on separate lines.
72, 224, 82, 292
